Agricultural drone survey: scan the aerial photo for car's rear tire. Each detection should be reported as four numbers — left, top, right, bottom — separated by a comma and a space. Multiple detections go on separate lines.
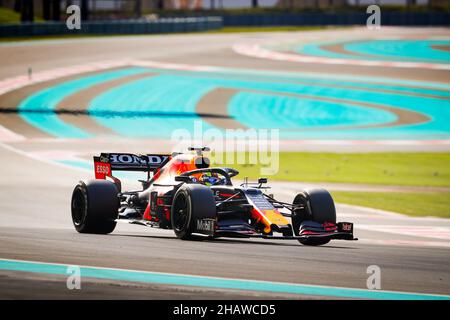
71, 180, 119, 234
292, 188, 336, 246
171, 184, 216, 240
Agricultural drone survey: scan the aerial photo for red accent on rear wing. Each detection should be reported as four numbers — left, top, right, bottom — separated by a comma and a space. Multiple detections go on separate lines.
94, 161, 112, 179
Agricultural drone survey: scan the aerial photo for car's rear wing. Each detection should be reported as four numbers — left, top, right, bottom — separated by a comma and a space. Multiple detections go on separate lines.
93, 153, 171, 180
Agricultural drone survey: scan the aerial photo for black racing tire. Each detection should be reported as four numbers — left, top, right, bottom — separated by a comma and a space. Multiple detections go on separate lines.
171, 184, 216, 240
292, 188, 336, 246
71, 180, 119, 234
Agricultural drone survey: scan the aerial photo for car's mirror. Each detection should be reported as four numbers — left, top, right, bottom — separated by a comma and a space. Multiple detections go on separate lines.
258, 178, 268, 184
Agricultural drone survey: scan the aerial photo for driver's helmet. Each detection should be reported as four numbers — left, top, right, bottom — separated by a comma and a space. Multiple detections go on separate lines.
199, 172, 222, 186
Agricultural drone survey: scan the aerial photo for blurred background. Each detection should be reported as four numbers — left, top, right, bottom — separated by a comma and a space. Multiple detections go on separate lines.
0, 0, 449, 24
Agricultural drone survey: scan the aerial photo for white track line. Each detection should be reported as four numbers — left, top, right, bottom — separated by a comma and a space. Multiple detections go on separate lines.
0, 141, 89, 174
0, 125, 25, 142
357, 238, 450, 248
232, 44, 450, 70
358, 225, 450, 241
0, 59, 133, 96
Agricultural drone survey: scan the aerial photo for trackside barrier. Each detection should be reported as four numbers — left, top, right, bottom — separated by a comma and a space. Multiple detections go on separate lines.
219, 12, 450, 26
156, 12, 449, 27
0, 17, 223, 37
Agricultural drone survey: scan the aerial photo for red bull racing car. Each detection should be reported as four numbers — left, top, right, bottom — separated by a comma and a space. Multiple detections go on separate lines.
71, 147, 356, 246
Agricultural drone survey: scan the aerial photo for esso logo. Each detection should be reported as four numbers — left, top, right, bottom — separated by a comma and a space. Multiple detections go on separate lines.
96, 164, 110, 174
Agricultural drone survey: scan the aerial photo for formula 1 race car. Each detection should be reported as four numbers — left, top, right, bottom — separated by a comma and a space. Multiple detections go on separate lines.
71, 147, 356, 246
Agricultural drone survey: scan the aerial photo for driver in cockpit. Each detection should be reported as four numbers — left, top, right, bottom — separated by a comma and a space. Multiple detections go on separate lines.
198, 172, 225, 186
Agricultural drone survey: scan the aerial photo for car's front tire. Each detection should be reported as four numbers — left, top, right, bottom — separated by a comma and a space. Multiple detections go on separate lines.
171, 184, 216, 240
71, 180, 119, 234
292, 188, 336, 246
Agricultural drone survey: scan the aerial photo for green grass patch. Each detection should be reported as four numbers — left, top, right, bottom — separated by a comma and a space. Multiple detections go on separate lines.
214, 152, 450, 187
0, 7, 21, 24
0, 7, 44, 24
331, 191, 450, 218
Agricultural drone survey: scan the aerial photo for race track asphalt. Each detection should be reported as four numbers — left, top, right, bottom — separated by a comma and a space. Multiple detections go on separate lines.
0, 27, 449, 299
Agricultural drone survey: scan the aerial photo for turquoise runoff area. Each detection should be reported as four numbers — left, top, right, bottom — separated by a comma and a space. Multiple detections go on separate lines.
345, 40, 450, 63
296, 40, 450, 64
229, 92, 397, 130
217, 65, 450, 91
18, 66, 450, 140
89, 73, 218, 138
227, 91, 397, 128
89, 72, 450, 140
1, 259, 449, 300
18, 67, 151, 138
